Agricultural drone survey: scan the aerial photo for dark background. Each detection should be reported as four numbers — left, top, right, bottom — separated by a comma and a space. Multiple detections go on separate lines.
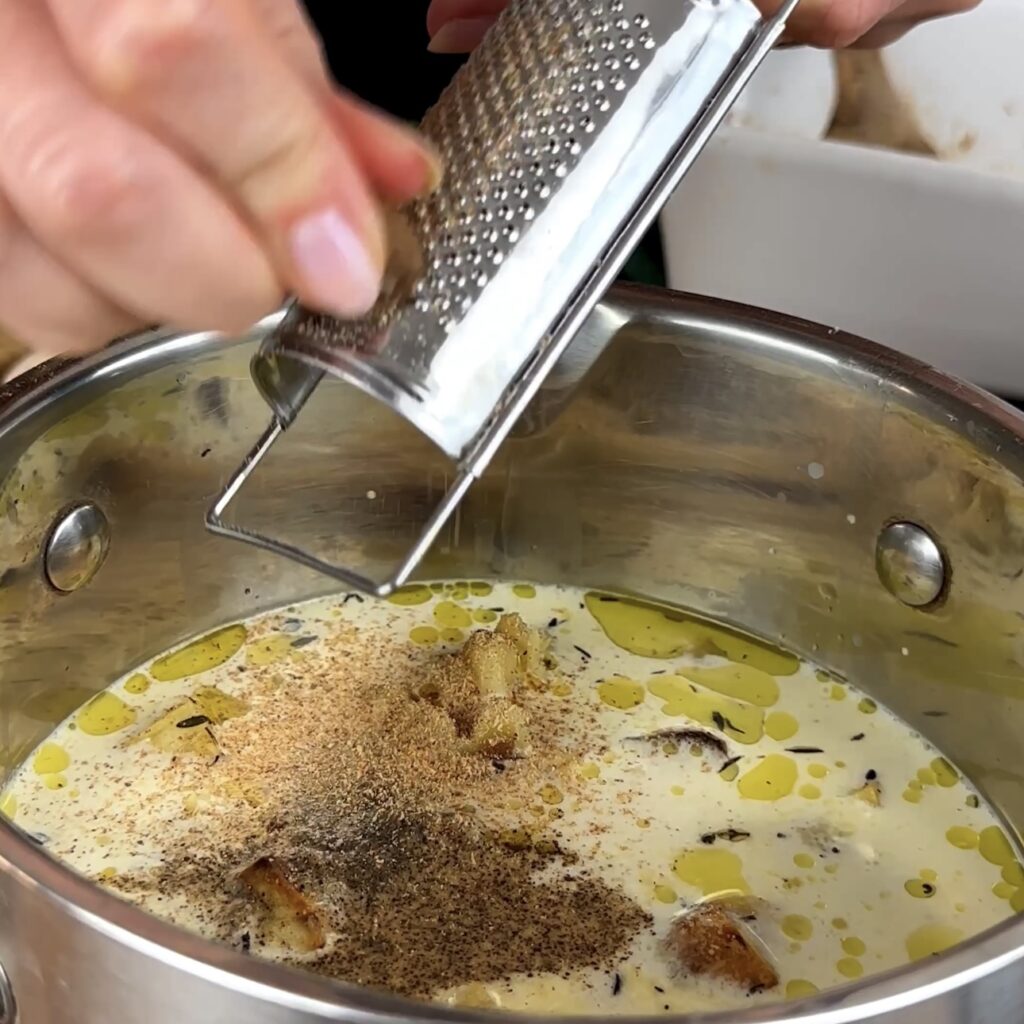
303, 1, 666, 286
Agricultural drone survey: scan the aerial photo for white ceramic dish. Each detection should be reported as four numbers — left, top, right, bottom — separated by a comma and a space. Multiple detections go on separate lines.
884, 0, 1024, 179
726, 47, 837, 140
662, 129, 1024, 395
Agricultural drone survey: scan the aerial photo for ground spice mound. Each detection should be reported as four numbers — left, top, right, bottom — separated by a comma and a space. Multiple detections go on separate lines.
112, 621, 649, 999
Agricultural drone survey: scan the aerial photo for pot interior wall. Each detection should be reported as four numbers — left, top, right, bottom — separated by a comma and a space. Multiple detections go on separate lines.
3, 291, 1024, 838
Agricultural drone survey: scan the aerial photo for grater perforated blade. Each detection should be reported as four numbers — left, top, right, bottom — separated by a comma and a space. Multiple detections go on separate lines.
207, 0, 797, 595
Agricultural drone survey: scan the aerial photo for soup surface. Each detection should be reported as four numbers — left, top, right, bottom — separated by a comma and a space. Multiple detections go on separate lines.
3, 582, 1020, 1013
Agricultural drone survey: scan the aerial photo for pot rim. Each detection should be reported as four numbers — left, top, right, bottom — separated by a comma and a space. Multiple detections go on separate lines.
3, 284, 1024, 1023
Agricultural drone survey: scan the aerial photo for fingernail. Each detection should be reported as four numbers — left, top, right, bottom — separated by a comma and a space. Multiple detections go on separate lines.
428, 17, 498, 53
289, 208, 381, 318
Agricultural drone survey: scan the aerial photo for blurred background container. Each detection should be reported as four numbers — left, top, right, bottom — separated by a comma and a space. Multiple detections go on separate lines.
663, 0, 1024, 399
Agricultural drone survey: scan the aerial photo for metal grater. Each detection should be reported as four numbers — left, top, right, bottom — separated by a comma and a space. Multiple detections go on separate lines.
207, 0, 797, 595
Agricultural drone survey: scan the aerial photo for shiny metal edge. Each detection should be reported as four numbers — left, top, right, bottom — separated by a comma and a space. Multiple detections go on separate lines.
4, 285, 1024, 1022
205, 419, 476, 597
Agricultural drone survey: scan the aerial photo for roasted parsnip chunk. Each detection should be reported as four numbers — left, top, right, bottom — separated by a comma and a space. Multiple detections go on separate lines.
239, 857, 326, 953
461, 631, 519, 698
413, 614, 546, 758
667, 902, 778, 992
496, 613, 547, 678
464, 700, 530, 758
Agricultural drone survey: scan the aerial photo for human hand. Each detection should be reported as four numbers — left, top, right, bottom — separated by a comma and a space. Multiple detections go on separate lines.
427, 0, 981, 52
0, 0, 440, 356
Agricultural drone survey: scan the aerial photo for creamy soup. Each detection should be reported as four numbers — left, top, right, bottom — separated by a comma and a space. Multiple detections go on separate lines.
3, 582, 1020, 1013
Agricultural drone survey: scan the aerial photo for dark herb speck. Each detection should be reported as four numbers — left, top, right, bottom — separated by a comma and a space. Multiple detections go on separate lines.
176, 715, 211, 729
700, 828, 751, 845
712, 711, 744, 734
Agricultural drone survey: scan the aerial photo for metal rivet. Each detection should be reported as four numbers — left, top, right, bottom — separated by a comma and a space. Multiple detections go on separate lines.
44, 502, 110, 594
0, 961, 15, 1024
876, 522, 947, 608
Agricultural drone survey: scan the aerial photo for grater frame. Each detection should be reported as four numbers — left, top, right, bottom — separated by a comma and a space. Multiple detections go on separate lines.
207, 0, 798, 596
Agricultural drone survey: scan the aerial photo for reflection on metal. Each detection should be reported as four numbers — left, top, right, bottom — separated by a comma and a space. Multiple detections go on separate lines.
876, 521, 947, 609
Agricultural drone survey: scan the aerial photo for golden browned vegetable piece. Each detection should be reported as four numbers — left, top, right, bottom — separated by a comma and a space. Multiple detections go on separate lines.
495, 613, 547, 679
238, 857, 326, 953
414, 614, 544, 757
463, 699, 530, 759
667, 902, 778, 992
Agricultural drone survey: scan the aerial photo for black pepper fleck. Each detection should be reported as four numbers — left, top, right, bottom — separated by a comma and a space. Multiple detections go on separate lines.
176, 715, 212, 729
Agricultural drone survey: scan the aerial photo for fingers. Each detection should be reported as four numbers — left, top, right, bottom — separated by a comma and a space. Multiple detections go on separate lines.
428, 16, 500, 53
0, 0, 444, 357
249, 0, 328, 81
0, 195, 140, 357
0, 1, 281, 335
328, 94, 442, 205
243, 1, 443, 203
764, 0, 903, 48
853, 0, 982, 45
426, 0, 507, 36
47, 0, 395, 320
426, 0, 507, 52
763, 0, 980, 47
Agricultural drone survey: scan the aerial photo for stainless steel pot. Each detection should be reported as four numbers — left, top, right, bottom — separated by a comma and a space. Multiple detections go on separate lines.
2, 285, 1024, 1024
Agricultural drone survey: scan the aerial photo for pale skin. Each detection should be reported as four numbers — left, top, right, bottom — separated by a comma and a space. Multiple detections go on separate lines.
0, 0, 980, 364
